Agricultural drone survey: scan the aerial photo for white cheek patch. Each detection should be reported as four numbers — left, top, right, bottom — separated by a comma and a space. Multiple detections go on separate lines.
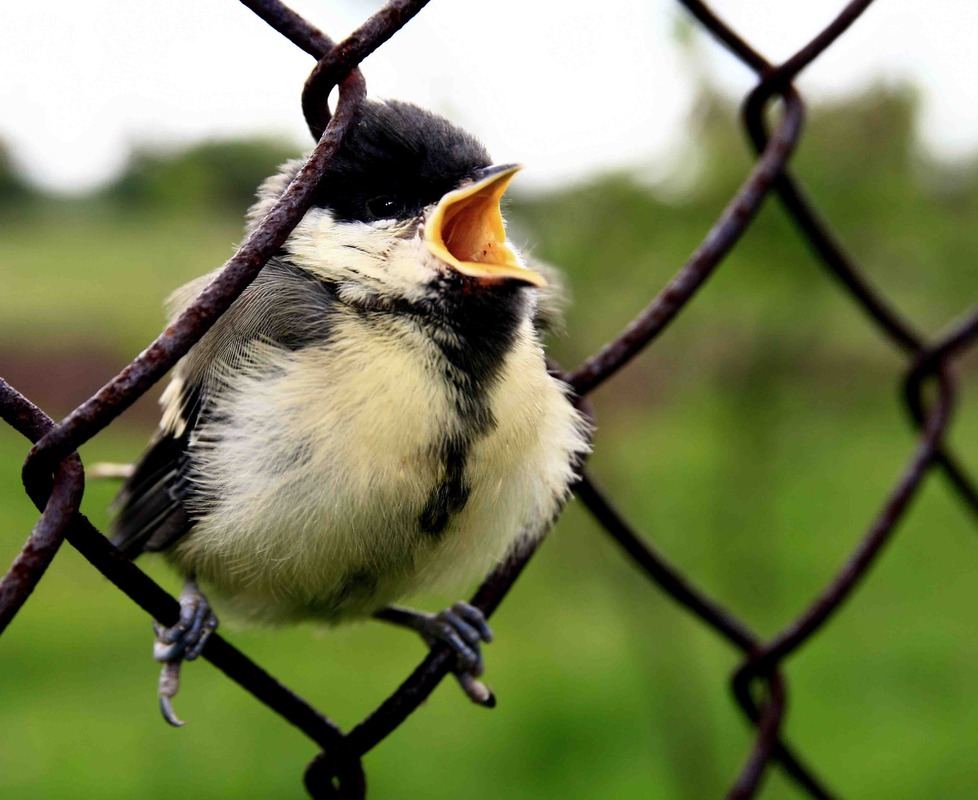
286, 211, 381, 279
286, 211, 441, 303
377, 238, 444, 294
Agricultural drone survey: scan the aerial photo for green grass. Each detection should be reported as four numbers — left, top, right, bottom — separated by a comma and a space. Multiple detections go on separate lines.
2, 376, 977, 798
0, 205, 242, 358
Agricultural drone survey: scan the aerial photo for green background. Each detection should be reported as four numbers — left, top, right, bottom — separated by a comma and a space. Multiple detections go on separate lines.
2, 88, 978, 798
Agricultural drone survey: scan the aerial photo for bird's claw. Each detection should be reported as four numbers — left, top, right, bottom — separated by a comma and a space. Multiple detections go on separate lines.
420, 602, 496, 707
158, 662, 185, 727
153, 586, 217, 662
152, 580, 217, 727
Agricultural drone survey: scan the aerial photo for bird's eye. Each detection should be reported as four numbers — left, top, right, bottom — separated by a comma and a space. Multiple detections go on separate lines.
366, 196, 404, 220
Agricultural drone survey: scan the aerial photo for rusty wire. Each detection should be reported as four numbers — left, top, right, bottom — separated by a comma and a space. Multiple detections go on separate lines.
2, 0, 977, 797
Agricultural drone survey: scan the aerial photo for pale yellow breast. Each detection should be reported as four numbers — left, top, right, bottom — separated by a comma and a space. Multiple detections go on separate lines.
173, 313, 587, 623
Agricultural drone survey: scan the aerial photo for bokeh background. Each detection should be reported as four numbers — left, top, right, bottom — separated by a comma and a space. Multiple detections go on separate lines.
3, 2, 978, 798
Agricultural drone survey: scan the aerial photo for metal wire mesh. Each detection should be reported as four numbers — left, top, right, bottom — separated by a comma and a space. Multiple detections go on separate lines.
2, 0, 976, 797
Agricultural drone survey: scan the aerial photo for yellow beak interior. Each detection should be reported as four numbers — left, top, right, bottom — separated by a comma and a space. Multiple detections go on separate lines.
425, 165, 546, 288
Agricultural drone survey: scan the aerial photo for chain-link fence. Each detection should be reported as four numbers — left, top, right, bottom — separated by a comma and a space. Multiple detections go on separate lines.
2, 0, 977, 797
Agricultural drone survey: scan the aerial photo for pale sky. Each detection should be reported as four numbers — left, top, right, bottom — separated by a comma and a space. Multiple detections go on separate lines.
2, 1, 978, 194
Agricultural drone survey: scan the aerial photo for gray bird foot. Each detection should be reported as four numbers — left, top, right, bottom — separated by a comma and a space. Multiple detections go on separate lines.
376, 601, 495, 707
152, 578, 218, 727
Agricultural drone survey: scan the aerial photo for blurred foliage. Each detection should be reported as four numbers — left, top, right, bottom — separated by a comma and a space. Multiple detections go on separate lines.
2, 85, 978, 799
0, 141, 35, 210
101, 138, 301, 214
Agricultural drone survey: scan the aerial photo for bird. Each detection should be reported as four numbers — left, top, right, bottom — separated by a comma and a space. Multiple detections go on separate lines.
109, 99, 591, 725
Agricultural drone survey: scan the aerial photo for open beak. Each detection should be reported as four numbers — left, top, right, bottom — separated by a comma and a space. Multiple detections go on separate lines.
425, 164, 546, 288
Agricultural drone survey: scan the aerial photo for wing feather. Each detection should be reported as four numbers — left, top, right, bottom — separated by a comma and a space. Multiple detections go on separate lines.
110, 258, 339, 559
110, 386, 200, 557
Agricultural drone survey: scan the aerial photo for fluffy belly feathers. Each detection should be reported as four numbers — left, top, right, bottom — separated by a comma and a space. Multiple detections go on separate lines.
169, 316, 586, 623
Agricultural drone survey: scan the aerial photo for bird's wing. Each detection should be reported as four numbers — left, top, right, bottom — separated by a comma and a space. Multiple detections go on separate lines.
110, 258, 339, 558
110, 381, 201, 556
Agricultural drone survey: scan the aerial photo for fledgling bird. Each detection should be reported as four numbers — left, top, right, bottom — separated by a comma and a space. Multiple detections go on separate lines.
110, 99, 590, 725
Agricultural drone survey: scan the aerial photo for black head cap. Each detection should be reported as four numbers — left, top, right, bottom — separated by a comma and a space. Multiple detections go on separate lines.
313, 100, 492, 224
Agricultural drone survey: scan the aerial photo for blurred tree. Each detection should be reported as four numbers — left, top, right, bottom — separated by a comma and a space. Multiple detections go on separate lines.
102, 137, 301, 215
0, 140, 36, 208
513, 82, 978, 358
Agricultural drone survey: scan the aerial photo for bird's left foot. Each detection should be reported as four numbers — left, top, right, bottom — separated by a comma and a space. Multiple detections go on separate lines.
153, 578, 218, 727
375, 602, 495, 707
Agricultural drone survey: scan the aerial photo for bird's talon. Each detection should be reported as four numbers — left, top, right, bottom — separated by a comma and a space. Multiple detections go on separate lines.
455, 672, 495, 708
154, 620, 184, 647
153, 582, 217, 663
440, 610, 483, 649
151, 580, 217, 725
153, 639, 185, 663
425, 620, 475, 666
376, 603, 495, 705
419, 602, 493, 698
178, 597, 199, 628
160, 696, 185, 728
158, 661, 186, 727
453, 601, 493, 642
185, 611, 217, 661
424, 622, 477, 673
